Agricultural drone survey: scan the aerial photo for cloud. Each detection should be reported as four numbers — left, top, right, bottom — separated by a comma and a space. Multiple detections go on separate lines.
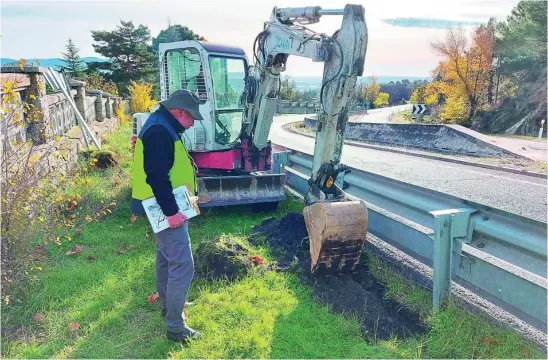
382, 18, 484, 29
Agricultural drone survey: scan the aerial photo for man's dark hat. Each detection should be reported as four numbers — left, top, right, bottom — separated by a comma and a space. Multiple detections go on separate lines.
160, 89, 203, 120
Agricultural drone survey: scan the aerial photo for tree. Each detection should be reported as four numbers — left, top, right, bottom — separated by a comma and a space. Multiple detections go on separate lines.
362, 76, 380, 108
410, 85, 427, 104
280, 75, 300, 101
60, 38, 85, 78
380, 81, 412, 105
152, 24, 206, 53
495, 1, 547, 81
352, 80, 366, 105
89, 20, 157, 95
373, 92, 389, 107
431, 25, 495, 121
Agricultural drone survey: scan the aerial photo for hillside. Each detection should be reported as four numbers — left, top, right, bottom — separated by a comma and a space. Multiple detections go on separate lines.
474, 69, 547, 136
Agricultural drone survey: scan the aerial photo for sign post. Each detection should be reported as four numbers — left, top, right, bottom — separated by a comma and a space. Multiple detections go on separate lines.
538, 119, 545, 141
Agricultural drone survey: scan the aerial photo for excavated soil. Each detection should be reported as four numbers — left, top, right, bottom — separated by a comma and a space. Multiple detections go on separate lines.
194, 236, 254, 281
250, 212, 428, 342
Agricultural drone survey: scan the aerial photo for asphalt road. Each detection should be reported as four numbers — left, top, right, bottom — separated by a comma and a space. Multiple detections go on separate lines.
269, 114, 548, 222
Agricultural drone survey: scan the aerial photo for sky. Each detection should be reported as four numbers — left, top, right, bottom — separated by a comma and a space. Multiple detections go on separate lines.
1, 0, 520, 77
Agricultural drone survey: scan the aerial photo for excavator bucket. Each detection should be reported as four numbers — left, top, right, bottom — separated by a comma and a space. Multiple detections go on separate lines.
303, 200, 368, 274
197, 173, 286, 208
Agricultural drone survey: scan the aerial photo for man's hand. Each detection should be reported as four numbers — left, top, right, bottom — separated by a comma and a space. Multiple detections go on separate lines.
166, 212, 187, 228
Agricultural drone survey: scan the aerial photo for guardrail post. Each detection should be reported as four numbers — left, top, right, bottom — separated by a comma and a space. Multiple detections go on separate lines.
273, 151, 289, 174
430, 208, 475, 310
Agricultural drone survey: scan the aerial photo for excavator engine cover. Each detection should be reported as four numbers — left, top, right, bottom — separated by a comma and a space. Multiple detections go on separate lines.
303, 200, 368, 274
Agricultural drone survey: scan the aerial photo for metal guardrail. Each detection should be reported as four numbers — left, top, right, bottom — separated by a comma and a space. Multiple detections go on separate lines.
274, 148, 548, 332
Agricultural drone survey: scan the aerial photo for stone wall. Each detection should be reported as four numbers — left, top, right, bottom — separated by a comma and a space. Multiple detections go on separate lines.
1, 66, 121, 146
1, 65, 123, 177
276, 100, 320, 115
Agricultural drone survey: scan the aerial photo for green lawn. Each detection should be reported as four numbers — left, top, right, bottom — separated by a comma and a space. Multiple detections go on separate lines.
2, 121, 543, 359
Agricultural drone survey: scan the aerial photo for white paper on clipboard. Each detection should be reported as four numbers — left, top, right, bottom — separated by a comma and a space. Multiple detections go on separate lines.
142, 185, 200, 233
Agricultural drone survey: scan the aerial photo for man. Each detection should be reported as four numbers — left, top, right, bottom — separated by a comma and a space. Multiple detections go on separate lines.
131, 89, 202, 342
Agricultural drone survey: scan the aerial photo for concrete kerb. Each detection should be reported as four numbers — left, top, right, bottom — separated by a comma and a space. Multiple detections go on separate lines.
283, 122, 548, 180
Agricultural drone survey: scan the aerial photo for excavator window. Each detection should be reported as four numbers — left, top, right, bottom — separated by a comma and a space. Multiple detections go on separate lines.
208, 56, 246, 144
164, 48, 207, 102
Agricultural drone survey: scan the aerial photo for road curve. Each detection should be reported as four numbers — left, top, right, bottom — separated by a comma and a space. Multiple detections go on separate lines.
269, 114, 548, 222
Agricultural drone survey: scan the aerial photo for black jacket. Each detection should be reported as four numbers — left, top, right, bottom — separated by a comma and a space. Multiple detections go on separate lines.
142, 105, 186, 217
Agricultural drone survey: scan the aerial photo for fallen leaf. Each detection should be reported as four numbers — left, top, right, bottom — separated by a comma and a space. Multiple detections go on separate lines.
147, 293, 159, 303
32, 312, 44, 321
145, 233, 150, 238
249, 255, 264, 265
68, 322, 80, 331
87, 255, 97, 262
66, 246, 82, 256
130, 215, 137, 223
113, 176, 121, 185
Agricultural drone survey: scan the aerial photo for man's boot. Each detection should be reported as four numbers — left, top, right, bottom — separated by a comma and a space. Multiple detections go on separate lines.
166, 326, 201, 342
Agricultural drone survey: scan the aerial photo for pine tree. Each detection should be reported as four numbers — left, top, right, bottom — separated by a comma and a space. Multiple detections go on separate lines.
61, 38, 85, 78
89, 20, 157, 95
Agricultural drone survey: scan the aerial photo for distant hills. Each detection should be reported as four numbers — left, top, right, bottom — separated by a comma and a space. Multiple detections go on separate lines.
291, 75, 430, 91
0, 57, 107, 68
1, 57, 429, 91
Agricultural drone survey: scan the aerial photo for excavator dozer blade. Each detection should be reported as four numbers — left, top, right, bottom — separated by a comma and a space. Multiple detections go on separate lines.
303, 200, 368, 274
197, 173, 286, 208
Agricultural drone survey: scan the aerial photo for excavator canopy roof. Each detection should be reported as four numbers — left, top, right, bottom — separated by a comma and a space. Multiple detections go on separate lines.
198, 41, 246, 56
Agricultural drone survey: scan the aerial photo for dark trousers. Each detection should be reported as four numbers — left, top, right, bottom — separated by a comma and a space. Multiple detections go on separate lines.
155, 222, 194, 332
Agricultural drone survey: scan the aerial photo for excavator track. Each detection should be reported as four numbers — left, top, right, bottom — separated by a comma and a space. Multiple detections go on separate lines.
303, 200, 368, 274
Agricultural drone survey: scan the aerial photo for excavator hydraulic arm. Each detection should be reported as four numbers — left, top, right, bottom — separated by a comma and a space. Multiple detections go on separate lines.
299, 4, 369, 274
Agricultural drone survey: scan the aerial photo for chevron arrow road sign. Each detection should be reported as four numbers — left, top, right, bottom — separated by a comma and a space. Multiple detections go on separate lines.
412, 104, 426, 114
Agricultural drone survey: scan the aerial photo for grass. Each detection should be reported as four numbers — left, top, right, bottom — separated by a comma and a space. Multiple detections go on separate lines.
2, 121, 544, 359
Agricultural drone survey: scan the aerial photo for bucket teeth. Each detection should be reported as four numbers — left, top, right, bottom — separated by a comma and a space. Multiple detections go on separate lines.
303, 200, 368, 274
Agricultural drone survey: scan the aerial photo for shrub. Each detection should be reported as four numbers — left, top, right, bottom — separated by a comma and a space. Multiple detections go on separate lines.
128, 80, 157, 113
114, 100, 129, 123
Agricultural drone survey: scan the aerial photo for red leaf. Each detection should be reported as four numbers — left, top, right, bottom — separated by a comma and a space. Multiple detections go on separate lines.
32, 312, 44, 321
249, 255, 264, 265
130, 214, 137, 223
68, 322, 80, 331
66, 245, 82, 256
147, 293, 159, 303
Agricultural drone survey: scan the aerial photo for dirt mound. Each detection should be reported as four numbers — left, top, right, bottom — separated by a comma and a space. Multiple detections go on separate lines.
194, 236, 255, 281
249, 212, 310, 269
250, 212, 428, 342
